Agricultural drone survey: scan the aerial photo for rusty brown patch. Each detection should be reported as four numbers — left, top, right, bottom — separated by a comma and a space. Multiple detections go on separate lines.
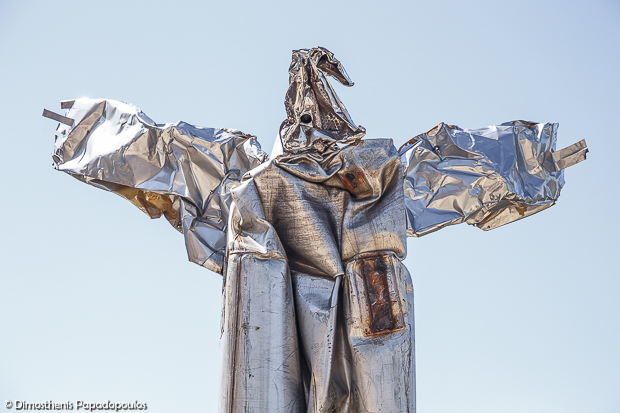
360, 255, 396, 334
343, 172, 358, 192
339, 168, 371, 198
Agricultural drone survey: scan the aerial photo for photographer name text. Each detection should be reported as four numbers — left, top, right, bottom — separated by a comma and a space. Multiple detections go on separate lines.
4, 400, 147, 411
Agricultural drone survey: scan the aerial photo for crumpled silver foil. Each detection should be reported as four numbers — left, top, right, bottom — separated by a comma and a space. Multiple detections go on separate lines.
399, 121, 587, 236
277, 47, 366, 155
49, 98, 267, 274
44, 46, 587, 413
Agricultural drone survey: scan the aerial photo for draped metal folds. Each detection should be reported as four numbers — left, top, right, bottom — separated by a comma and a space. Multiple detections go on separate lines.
44, 46, 587, 413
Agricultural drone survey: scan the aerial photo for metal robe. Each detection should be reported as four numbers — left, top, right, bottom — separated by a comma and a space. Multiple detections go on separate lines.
221, 138, 413, 412
45, 46, 587, 413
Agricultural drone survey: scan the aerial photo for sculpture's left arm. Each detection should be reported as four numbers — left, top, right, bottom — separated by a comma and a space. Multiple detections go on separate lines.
399, 121, 587, 236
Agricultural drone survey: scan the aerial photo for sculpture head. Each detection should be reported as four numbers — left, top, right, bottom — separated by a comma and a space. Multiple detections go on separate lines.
278, 47, 366, 154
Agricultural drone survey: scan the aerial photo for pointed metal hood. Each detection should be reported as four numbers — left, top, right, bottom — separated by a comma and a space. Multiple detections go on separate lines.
278, 47, 366, 154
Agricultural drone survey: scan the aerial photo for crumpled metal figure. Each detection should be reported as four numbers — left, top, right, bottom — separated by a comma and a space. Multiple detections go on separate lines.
44, 47, 587, 413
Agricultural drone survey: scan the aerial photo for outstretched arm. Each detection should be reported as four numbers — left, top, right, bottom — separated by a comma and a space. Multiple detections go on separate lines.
44, 99, 267, 274
399, 121, 587, 237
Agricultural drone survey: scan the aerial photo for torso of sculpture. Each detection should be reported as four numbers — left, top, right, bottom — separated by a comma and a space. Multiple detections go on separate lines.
44, 47, 587, 413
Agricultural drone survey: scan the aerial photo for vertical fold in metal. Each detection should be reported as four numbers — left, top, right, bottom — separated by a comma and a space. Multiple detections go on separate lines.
220, 178, 305, 413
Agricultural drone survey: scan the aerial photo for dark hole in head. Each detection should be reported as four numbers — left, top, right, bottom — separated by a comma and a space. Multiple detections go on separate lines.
300, 114, 312, 124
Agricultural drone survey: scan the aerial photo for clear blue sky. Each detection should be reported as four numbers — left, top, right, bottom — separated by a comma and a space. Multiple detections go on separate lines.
0, 1, 618, 412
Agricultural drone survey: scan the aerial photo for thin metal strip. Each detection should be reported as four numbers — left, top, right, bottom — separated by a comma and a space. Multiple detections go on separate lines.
61, 100, 75, 109
42, 109, 74, 126
556, 148, 588, 170
552, 139, 587, 162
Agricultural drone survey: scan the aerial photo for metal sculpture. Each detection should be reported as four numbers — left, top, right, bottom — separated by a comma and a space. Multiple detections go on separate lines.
43, 47, 587, 413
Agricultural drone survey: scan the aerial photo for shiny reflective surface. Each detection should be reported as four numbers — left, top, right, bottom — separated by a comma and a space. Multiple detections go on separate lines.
50, 98, 267, 274
45, 46, 586, 413
277, 47, 366, 155
399, 122, 587, 236
221, 138, 412, 412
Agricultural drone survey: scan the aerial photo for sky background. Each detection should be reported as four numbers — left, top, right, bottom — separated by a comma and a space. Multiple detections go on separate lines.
0, 0, 618, 412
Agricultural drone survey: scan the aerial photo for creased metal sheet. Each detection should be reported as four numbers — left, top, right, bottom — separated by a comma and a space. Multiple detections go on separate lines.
221, 138, 414, 412
399, 121, 587, 236
50, 98, 267, 274
277, 47, 366, 155
46, 46, 587, 413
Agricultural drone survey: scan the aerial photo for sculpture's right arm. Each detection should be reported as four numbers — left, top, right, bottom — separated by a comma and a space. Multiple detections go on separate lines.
44, 99, 267, 274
